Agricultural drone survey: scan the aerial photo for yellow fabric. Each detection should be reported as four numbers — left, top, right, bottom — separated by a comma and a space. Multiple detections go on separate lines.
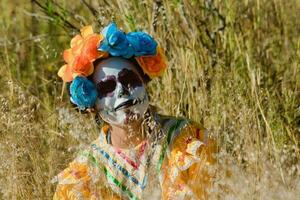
53, 116, 216, 200
161, 123, 216, 200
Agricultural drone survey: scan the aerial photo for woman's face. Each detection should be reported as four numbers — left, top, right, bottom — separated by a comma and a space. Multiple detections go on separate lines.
93, 57, 149, 127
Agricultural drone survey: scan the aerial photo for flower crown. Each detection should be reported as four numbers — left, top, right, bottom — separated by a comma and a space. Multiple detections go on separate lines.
58, 23, 167, 110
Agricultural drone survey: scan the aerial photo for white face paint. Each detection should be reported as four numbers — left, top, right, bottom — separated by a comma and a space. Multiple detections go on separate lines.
93, 57, 149, 127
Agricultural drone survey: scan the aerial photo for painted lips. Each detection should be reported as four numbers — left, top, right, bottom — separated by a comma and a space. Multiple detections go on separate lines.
114, 99, 139, 111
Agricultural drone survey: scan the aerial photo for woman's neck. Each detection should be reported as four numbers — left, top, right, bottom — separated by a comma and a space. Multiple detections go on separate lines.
109, 121, 145, 149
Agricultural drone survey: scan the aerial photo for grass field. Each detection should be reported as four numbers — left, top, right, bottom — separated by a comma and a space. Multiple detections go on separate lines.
0, 0, 299, 199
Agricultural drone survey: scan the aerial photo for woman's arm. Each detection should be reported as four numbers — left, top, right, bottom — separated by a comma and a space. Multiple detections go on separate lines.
53, 160, 92, 200
53, 150, 122, 200
161, 122, 216, 200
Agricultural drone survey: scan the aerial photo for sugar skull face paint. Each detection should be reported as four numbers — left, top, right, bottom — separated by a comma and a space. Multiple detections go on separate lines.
93, 57, 149, 127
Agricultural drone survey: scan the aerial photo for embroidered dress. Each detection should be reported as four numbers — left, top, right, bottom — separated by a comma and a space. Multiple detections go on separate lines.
53, 114, 215, 200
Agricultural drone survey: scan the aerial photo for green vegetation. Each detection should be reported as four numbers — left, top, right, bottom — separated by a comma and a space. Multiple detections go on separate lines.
0, 0, 299, 199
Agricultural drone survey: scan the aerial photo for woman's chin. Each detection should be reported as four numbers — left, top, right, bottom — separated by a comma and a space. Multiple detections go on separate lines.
124, 112, 141, 125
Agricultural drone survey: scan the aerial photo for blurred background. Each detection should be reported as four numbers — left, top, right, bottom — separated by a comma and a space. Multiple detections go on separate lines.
0, 0, 299, 199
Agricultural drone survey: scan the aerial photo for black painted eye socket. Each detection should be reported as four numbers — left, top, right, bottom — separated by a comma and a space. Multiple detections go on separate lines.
118, 68, 142, 90
96, 77, 116, 97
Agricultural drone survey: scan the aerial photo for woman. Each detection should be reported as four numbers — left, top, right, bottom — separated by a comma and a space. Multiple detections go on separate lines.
54, 23, 215, 200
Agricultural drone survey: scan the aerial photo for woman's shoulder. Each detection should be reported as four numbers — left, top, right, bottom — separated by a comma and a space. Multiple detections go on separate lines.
154, 113, 206, 145
156, 115, 216, 199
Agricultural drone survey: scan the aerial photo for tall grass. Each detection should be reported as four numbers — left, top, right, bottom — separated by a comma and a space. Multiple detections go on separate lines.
0, 0, 299, 199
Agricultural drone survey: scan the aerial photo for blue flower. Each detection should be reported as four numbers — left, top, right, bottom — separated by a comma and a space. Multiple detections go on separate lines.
70, 76, 98, 110
126, 31, 157, 56
98, 23, 134, 58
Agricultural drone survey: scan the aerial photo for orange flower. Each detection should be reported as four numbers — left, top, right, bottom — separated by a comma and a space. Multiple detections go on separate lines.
58, 25, 108, 82
58, 64, 73, 82
135, 47, 167, 78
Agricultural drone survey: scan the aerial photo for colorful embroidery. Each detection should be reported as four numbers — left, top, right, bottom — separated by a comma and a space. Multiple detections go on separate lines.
115, 141, 147, 170
103, 167, 138, 200
79, 152, 138, 200
53, 116, 215, 200
91, 144, 147, 189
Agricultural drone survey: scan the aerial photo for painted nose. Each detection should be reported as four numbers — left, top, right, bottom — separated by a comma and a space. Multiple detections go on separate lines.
116, 82, 130, 98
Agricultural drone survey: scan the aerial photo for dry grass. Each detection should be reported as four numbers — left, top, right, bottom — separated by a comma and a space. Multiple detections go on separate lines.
0, 0, 299, 199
